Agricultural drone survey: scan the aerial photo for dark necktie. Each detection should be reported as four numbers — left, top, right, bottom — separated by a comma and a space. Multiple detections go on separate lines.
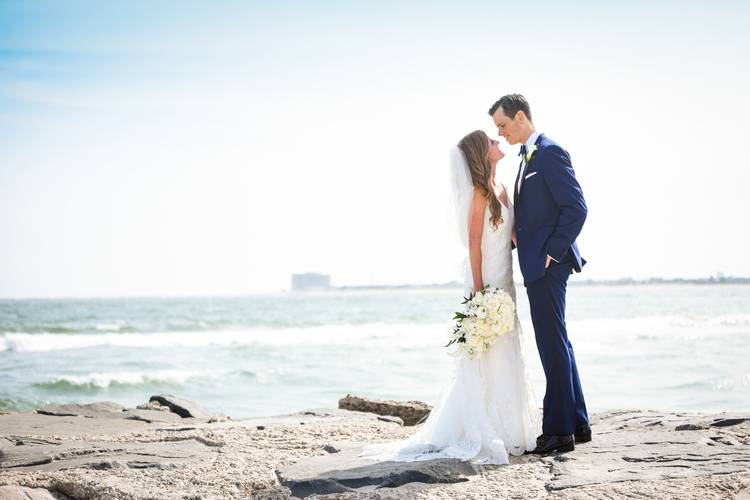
516, 144, 528, 197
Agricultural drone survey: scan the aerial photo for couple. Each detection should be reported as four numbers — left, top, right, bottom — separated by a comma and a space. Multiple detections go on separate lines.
361, 94, 590, 465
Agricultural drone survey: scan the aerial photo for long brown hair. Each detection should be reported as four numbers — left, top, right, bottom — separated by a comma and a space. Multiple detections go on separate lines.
458, 130, 503, 229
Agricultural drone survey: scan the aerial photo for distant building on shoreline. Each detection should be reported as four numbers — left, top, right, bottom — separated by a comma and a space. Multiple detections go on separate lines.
291, 273, 331, 291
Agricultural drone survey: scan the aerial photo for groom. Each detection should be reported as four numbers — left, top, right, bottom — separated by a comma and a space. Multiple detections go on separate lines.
489, 94, 591, 455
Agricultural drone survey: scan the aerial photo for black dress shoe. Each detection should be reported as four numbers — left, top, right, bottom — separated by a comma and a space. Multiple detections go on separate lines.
575, 425, 592, 444
530, 434, 575, 455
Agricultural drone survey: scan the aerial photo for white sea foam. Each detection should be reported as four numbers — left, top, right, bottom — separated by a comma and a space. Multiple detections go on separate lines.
95, 322, 125, 332
45, 369, 210, 388
2, 314, 748, 353
566, 314, 750, 337
0, 322, 450, 353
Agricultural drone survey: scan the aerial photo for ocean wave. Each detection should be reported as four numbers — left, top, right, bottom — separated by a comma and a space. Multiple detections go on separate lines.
33, 369, 213, 390
95, 322, 128, 332
565, 314, 750, 338
0, 397, 44, 412
0, 323, 134, 334
0, 323, 449, 353
2, 313, 748, 353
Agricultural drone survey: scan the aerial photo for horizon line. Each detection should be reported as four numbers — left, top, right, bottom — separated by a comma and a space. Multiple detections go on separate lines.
1, 275, 749, 301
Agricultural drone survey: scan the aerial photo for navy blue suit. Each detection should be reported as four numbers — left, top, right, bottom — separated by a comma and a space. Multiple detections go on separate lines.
514, 133, 589, 436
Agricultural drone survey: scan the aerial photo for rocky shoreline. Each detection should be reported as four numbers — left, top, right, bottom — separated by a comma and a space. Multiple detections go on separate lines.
1, 395, 749, 499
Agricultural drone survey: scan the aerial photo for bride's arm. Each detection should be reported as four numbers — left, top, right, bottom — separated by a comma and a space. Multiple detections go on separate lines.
468, 188, 487, 292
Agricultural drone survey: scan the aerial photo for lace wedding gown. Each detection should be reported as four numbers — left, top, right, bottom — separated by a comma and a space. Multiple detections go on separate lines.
359, 198, 541, 465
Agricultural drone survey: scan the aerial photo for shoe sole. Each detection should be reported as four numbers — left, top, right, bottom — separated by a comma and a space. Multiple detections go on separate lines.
575, 433, 592, 444
530, 442, 575, 455
551, 442, 575, 454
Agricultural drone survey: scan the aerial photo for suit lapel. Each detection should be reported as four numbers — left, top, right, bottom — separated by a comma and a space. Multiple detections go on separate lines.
517, 133, 545, 199
514, 157, 523, 204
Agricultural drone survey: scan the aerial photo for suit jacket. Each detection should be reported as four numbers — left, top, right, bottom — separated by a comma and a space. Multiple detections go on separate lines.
513, 133, 587, 286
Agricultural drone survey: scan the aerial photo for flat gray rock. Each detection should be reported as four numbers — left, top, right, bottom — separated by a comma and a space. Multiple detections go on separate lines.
0, 436, 58, 468
275, 408, 750, 497
233, 407, 376, 430
149, 394, 210, 419
34, 403, 184, 424
0, 485, 69, 499
543, 409, 750, 491
275, 441, 479, 498
0, 435, 218, 472
36, 401, 126, 418
0, 413, 149, 439
338, 394, 431, 426
2, 401, 749, 499
121, 408, 184, 423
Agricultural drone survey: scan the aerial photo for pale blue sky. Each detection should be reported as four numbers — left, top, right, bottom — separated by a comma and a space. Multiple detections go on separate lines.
1, 1, 749, 297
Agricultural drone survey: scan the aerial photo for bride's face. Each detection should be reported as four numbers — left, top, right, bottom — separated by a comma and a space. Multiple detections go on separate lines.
487, 138, 505, 163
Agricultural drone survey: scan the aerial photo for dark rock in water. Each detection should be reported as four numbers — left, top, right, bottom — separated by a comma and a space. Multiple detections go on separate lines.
36, 402, 125, 418
256, 425, 266, 430
323, 444, 340, 454
276, 442, 478, 498
338, 394, 431, 426
148, 394, 210, 419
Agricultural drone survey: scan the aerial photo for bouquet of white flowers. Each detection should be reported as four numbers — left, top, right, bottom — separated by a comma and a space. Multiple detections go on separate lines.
445, 285, 516, 359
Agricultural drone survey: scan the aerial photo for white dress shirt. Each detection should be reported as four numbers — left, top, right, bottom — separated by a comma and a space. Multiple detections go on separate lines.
516, 130, 541, 195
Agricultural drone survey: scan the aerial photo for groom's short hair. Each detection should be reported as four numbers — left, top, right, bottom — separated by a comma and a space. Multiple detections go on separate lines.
488, 94, 532, 122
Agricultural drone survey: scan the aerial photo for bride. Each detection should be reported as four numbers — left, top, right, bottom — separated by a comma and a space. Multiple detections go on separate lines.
360, 130, 541, 465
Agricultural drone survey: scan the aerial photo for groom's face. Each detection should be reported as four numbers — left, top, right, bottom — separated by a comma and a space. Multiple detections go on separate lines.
492, 108, 522, 145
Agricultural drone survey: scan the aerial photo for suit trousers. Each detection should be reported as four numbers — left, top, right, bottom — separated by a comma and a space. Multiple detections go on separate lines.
526, 260, 589, 436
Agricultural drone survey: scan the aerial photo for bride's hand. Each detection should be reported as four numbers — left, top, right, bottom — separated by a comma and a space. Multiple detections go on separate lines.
511, 227, 517, 247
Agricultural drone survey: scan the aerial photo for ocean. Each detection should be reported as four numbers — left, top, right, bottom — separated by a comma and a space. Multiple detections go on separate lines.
1, 284, 748, 418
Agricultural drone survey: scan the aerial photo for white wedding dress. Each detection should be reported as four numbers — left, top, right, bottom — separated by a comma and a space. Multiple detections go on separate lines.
359, 192, 541, 465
